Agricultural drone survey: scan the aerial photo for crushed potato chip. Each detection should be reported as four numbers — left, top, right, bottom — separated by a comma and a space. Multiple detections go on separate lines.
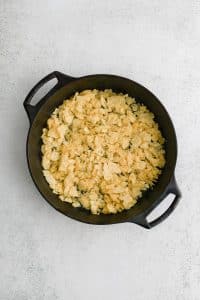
41, 89, 165, 214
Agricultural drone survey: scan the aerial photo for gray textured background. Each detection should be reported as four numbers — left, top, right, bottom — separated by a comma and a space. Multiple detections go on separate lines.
0, 0, 200, 299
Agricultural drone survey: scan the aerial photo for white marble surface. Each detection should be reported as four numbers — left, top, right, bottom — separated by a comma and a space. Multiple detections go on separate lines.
0, 1, 200, 299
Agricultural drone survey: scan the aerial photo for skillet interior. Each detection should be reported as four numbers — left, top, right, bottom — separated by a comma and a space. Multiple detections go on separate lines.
27, 75, 177, 224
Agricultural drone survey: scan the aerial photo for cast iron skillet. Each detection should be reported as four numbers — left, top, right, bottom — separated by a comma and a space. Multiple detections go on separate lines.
24, 71, 181, 229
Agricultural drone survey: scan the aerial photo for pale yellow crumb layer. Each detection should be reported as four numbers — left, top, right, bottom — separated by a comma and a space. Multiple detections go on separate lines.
41, 89, 165, 214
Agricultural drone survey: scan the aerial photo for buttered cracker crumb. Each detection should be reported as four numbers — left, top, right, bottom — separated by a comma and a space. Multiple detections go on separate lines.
41, 89, 165, 214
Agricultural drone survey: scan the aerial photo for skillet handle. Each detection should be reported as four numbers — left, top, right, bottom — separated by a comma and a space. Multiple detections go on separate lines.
133, 176, 181, 229
23, 71, 75, 123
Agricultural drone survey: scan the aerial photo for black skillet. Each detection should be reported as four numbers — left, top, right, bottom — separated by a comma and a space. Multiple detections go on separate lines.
24, 71, 181, 229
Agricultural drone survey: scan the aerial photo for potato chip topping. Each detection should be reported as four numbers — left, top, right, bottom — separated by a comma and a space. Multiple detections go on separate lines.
41, 89, 165, 214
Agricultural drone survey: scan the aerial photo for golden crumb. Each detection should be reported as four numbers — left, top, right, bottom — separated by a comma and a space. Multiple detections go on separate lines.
41, 89, 165, 214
